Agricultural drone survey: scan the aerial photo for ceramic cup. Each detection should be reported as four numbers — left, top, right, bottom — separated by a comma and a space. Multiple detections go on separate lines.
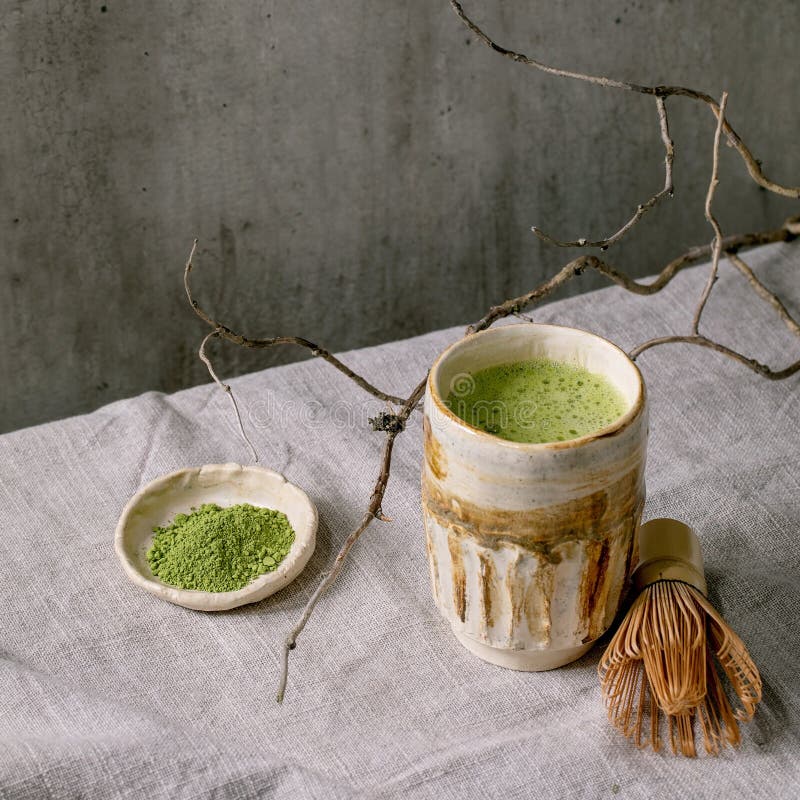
421, 323, 647, 670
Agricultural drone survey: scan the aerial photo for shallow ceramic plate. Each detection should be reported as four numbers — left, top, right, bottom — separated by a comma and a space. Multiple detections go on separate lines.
114, 463, 317, 611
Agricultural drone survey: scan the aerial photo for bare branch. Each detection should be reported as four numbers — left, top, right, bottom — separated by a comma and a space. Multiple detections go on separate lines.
449, 0, 647, 91
184, 241, 406, 406
187, 215, 797, 703
629, 335, 800, 380
450, 1, 800, 201
271, 221, 798, 702
726, 253, 800, 337
692, 92, 728, 334
533, 96, 675, 250
468, 217, 798, 334
199, 330, 260, 463
276, 374, 428, 703
184, 4, 800, 707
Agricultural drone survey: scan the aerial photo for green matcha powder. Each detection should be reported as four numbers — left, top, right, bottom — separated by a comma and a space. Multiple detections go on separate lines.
147, 503, 296, 592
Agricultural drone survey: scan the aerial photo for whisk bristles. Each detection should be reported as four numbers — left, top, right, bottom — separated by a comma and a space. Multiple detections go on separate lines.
599, 580, 761, 757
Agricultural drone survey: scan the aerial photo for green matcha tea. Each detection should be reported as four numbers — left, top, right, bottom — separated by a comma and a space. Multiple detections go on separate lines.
445, 358, 627, 444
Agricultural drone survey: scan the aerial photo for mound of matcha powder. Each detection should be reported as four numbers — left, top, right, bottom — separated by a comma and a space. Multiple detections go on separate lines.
146, 503, 296, 592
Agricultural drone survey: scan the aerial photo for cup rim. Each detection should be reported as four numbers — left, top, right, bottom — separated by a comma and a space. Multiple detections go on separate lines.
427, 322, 646, 451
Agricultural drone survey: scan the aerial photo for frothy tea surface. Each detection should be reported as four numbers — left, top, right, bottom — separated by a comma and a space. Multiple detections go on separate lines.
446, 358, 627, 444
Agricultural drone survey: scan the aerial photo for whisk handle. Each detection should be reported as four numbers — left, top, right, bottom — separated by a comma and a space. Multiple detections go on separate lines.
632, 517, 707, 595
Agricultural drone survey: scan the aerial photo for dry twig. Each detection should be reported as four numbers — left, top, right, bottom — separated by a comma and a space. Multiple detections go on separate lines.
450, 0, 799, 252
628, 335, 800, 380
692, 92, 728, 334
199, 328, 260, 463
533, 96, 675, 250
726, 252, 800, 337
187, 215, 798, 701
182, 4, 800, 702
184, 246, 406, 406
276, 377, 428, 703
467, 219, 798, 334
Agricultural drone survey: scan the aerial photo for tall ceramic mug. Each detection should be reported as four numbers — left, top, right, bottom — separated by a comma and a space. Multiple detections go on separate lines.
421, 323, 647, 670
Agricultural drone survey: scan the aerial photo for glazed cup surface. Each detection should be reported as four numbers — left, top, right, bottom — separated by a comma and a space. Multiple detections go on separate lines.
421, 323, 647, 670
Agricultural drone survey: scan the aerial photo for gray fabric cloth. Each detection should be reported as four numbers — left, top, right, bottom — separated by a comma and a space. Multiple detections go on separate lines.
1, 242, 799, 800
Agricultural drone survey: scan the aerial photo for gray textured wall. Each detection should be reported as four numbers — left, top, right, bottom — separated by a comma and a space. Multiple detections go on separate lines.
3, 1, 799, 432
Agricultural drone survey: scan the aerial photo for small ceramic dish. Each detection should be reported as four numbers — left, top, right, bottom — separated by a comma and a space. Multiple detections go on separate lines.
114, 463, 317, 611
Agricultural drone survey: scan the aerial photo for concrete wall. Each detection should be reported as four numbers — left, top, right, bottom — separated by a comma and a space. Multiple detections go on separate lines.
3, 1, 798, 432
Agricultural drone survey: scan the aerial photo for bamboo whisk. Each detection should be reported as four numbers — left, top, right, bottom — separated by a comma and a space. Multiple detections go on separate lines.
599, 519, 762, 757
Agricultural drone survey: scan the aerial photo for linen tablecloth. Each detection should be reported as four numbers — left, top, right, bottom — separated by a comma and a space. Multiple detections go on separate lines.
2, 242, 799, 799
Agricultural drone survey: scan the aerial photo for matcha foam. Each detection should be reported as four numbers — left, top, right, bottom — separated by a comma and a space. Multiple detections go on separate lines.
445, 358, 627, 444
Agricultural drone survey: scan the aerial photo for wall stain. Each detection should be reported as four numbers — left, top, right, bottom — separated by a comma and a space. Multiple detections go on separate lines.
220, 222, 237, 276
